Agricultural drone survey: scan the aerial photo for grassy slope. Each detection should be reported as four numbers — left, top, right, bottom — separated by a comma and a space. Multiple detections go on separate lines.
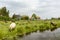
0, 20, 60, 40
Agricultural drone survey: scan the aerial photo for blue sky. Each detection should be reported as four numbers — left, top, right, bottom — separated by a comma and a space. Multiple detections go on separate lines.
0, 0, 60, 19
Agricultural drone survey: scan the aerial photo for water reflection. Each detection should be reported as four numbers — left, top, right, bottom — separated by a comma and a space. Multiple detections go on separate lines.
19, 28, 60, 40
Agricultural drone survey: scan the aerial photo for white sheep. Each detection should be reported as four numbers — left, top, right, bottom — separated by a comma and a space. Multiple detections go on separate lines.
9, 22, 16, 32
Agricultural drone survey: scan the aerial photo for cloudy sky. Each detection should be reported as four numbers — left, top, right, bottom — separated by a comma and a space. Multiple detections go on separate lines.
0, 0, 60, 19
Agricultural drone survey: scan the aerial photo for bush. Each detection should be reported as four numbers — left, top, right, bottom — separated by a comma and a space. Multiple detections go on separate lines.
25, 26, 32, 33
16, 26, 25, 37
21, 15, 29, 20
39, 24, 46, 32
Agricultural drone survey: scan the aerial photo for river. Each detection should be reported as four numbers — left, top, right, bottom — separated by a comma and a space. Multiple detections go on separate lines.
18, 28, 60, 40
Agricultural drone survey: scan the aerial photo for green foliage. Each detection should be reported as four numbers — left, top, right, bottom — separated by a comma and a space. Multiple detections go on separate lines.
31, 13, 37, 20
0, 20, 60, 39
58, 17, 60, 20
17, 26, 25, 35
21, 15, 29, 20
0, 7, 40, 21
51, 17, 57, 20
0, 7, 11, 21
25, 26, 32, 33
31, 13, 40, 20
12, 14, 16, 19
0, 7, 9, 17
32, 13, 37, 19
0, 16, 11, 21
39, 24, 46, 32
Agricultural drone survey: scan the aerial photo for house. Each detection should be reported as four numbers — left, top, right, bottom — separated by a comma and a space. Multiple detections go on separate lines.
12, 14, 21, 20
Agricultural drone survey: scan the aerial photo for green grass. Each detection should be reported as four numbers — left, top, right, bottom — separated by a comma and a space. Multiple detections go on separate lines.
0, 20, 60, 40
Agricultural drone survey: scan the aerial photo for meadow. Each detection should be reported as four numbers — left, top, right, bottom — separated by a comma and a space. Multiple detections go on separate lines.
0, 20, 60, 40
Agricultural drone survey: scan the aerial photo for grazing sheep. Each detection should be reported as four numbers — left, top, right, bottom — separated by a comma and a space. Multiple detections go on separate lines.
50, 21, 57, 31
9, 21, 16, 32
50, 22, 57, 26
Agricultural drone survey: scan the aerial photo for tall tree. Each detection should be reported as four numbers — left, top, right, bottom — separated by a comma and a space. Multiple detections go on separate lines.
12, 14, 16, 19
0, 7, 9, 17
31, 13, 37, 19
30, 13, 40, 20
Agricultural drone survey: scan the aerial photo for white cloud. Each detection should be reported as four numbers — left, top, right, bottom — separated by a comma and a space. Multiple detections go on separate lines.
0, 0, 60, 19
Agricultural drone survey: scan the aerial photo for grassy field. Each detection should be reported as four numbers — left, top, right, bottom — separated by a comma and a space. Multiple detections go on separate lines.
0, 20, 60, 40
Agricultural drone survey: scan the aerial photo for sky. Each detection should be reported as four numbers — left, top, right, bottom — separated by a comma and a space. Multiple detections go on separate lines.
0, 0, 60, 19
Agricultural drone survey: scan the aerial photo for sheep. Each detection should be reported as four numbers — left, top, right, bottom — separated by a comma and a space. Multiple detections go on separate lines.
50, 22, 57, 26
50, 21, 57, 31
9, 21, 16, 32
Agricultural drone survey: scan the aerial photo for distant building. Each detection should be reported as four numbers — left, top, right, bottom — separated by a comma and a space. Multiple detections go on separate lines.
12, 14, 21, 20
15, 15, 21, 20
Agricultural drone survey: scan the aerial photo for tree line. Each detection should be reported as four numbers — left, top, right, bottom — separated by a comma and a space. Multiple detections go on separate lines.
0, 7, 40, 21
1, 7, 60, 21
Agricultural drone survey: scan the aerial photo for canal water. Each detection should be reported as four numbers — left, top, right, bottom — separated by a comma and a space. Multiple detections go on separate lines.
18, 28, 60, 40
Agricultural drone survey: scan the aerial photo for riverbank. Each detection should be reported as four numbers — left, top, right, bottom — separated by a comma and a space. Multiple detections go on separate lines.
0, 20, 60, 40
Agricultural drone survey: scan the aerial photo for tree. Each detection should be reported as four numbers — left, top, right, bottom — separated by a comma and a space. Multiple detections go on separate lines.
32, 13, 37, 19
0, 7, 11, 21
0, 7, 9, 17
12, 14, 16, 19
21, 15, 29, 20
51, 17, 57, 20
30, 13, 37, 20
58, 17, 60, 20
30, 13, 40, 20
